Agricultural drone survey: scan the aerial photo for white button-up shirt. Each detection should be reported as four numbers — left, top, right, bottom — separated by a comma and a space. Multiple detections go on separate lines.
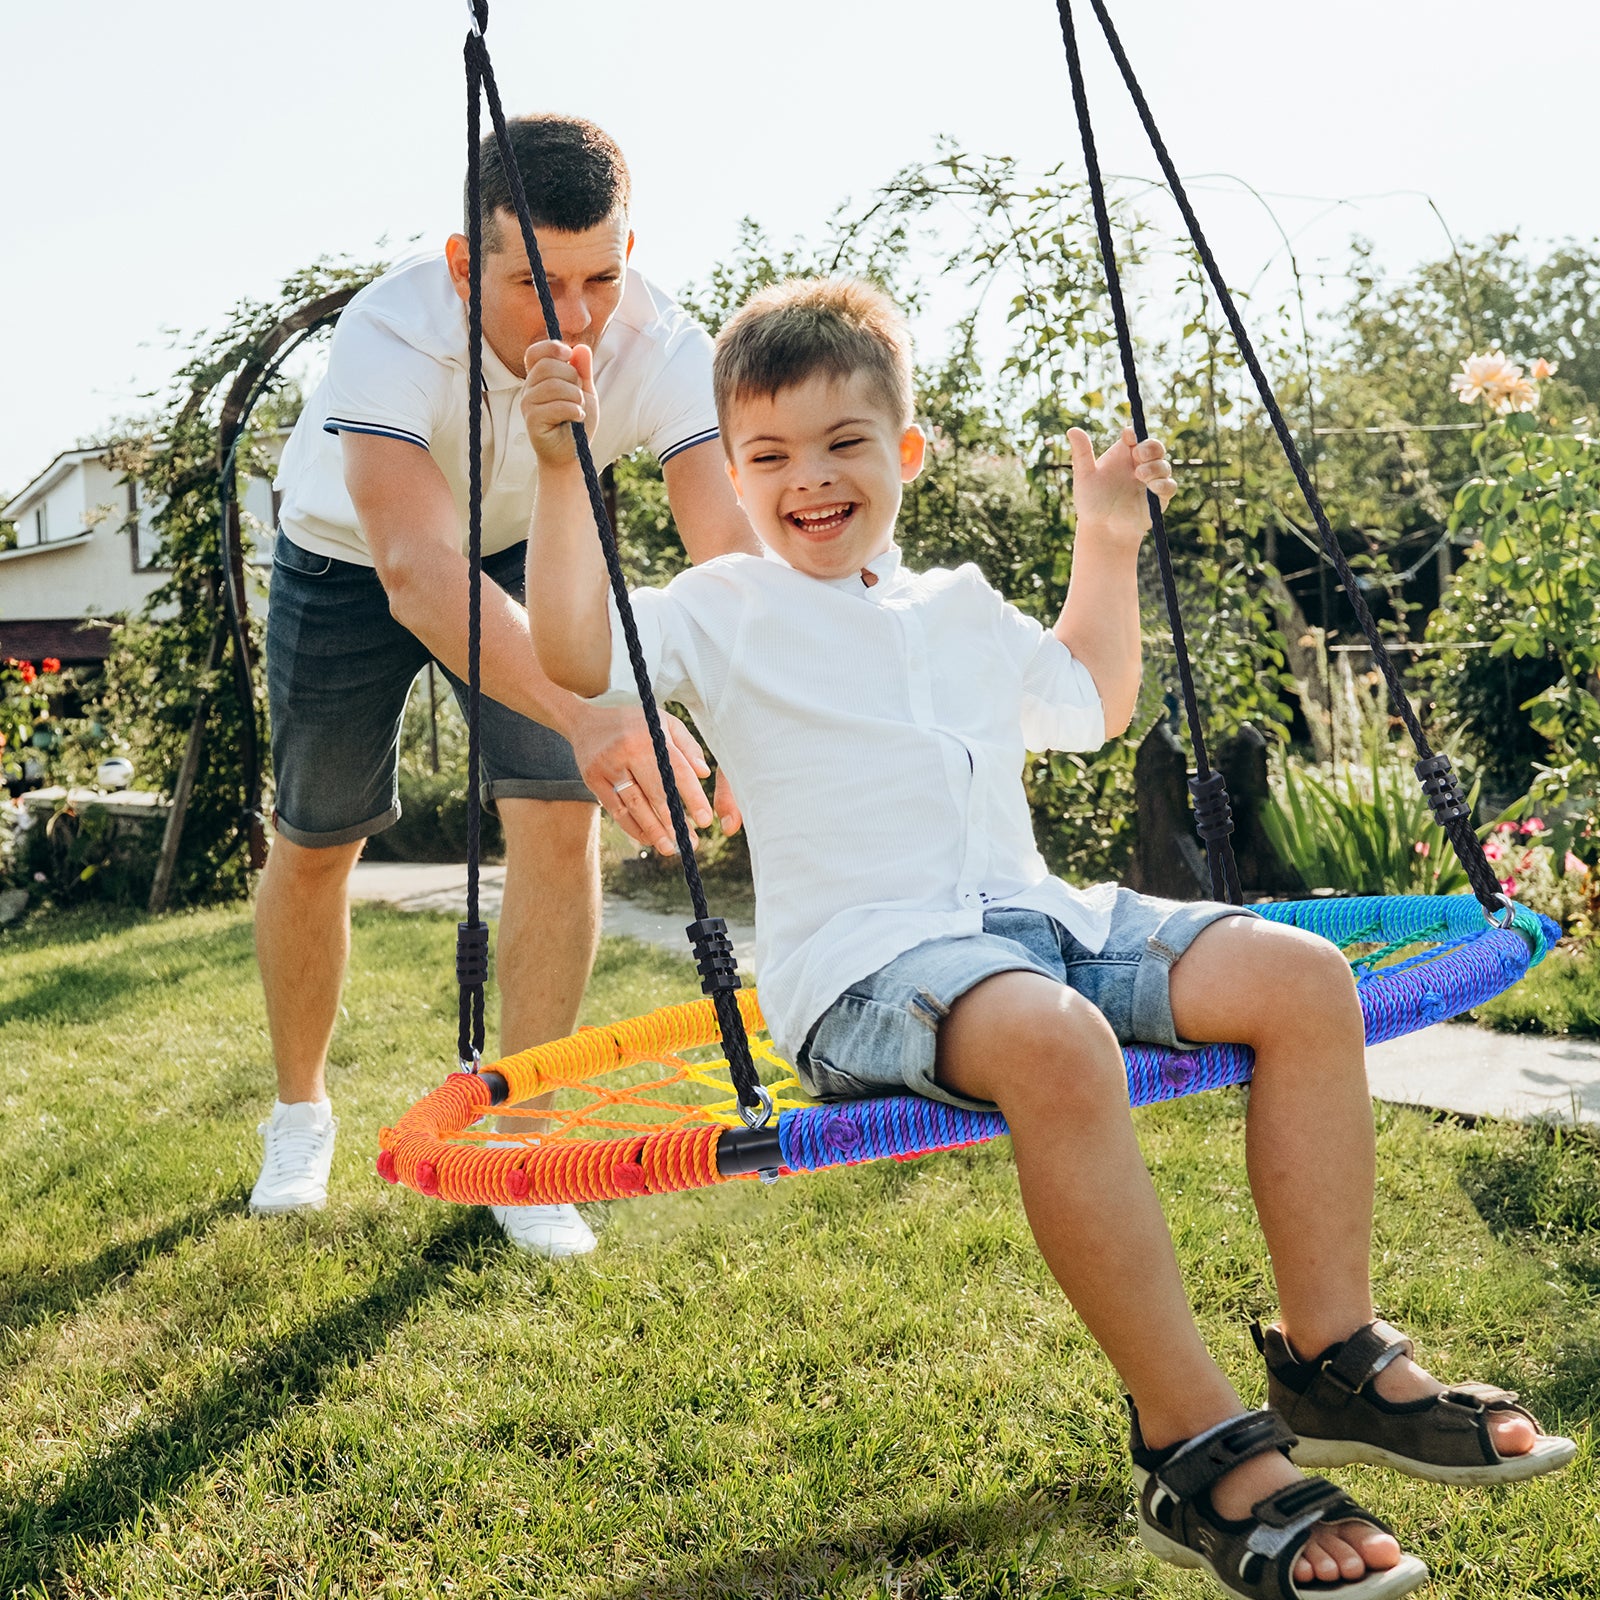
601, 545, 1115, 1064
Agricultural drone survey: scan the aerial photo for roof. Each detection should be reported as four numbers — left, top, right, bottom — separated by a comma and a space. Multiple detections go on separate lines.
0, 618, 114, 664
1, 446, 110, 521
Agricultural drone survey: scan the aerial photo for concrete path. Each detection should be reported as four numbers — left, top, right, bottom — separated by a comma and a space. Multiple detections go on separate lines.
350, 861, 1596, 1128
350, 859, 757, 964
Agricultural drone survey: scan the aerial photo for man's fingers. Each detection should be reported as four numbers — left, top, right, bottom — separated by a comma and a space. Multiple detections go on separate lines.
664, 714, 712, 779
712, 768, 742, 836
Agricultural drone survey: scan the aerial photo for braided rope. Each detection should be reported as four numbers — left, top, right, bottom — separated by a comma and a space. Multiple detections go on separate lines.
1054, 0, 1240, 904
1073, 0, 1504, 916
462, 12, 762, 1114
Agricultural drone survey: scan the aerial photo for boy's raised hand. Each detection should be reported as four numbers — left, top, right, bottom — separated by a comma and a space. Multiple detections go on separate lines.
521, 339, 598, 466
1067, 426, 1177, 539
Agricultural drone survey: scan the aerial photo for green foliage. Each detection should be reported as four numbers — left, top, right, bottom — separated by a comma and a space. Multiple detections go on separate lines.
93, 256, 383, 906
1443, 413, 1600, 810
1260, 742, 1477, 896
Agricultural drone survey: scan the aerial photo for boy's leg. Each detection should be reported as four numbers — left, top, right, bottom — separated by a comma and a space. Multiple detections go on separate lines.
1165, 916, 1535, 1458
938, 970, 1402, 1586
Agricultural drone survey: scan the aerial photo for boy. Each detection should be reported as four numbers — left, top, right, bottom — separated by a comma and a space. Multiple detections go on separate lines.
522, 278, 1570, 1597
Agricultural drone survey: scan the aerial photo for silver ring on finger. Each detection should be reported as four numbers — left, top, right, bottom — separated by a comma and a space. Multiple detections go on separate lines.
612, 778, 636, 795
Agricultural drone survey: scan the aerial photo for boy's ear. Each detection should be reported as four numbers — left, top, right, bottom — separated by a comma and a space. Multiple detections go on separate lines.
899, 424, 927, 484
725, 456, 742, 501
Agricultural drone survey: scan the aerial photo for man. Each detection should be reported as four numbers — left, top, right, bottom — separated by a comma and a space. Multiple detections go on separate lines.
250, 114, 755, 1255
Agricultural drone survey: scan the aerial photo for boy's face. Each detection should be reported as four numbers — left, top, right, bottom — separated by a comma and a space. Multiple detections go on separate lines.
725, 371, 925, 581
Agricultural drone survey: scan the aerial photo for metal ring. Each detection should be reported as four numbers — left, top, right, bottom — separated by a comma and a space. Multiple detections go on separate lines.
459, 1048, 482, 1073
1485, 893, 1520, 930
612, 778, 636, 795
464, 0, 483, 36
739, 1082, 775, 1130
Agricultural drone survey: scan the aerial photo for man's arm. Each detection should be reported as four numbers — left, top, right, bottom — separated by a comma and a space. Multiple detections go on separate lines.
344, 430, 712, 852
344, 432, 582, 728
660, 439, 759, 565
1053, 427, 1176, 739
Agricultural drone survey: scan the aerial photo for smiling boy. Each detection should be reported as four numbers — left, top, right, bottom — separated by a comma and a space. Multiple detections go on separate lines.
522, 278, 1570, 1598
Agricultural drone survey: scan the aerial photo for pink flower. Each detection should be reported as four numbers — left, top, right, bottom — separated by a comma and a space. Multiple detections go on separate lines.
1501, 877, 1517, 895
1530, 357, 1557, 381
1494, 820, 1517, 835
1484, 840, 1503, 861
1567, 851, 1589, 876
1414, 840, 1431, 857
1520, 817, 1547, 835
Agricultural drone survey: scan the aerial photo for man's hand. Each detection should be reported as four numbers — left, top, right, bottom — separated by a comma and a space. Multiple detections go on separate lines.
521, 339, 598, 467
1067, 426, 1177, 541
565, 701, 717, 855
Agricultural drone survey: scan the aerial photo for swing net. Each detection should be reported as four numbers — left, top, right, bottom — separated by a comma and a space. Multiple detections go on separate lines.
378, 0, 1557, 1210
377, 894, 1556, 1206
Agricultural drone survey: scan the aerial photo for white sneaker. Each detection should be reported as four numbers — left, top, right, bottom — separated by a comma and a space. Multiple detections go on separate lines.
249, 1099, 338, 1214
489, 1203, 597, 1258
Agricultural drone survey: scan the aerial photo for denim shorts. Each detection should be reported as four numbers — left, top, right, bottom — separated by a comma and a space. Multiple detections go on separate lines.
798, 891, 1257, 1113
266, 531, 593, 847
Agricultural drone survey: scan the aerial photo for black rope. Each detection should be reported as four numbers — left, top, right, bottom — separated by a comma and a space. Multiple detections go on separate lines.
460, 4, 763, 1114
1068, 0, 1504, 918
1054, 0, 1240, 904
457, 35, 488, 1066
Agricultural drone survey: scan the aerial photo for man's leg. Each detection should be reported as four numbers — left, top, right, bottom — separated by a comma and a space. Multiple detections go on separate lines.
1166, 916, 1536, 1457
938, 972, 1403, 1587
485, 798, 602, 1256
255, 835, 366, 1104
248, 835, 366, 1213
495, 798, 601, 1056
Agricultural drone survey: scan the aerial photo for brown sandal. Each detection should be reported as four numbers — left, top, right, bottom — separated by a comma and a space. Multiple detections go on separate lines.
1256, 1319, 1577, 1485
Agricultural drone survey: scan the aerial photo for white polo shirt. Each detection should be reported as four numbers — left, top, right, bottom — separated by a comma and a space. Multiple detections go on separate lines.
598, 545, 1113, 1064
275, 252, 720, 566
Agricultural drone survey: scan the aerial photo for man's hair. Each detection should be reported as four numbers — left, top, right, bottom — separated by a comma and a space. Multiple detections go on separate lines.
467, 113, 631, 246
713, 277, 915, 437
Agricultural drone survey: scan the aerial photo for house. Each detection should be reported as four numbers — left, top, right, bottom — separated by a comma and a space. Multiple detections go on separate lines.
0, 438, 284, 668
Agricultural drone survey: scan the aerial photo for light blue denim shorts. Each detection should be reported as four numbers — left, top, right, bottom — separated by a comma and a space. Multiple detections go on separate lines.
798, 890, 1257, 1113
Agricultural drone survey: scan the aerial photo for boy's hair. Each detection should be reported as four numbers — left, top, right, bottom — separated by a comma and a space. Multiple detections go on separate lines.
713, 278, 914, 437
467, 114, 631, 247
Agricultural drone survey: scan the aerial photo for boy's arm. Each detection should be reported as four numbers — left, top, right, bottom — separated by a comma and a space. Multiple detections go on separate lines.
522, 340, 617, 700
1053, 426, 1175, 738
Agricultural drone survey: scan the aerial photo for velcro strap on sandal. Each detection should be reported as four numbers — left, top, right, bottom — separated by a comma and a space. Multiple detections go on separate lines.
1311, 1318, 1414, 1406
1154, 1408, 1297, 1503
1439, 1382, 1521, 1411
1236, 1479, 1389, 1588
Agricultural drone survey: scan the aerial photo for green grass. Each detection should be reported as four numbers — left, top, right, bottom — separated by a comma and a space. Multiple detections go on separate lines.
1473, 942, 1600, 1037
2, 905, 1598, 1598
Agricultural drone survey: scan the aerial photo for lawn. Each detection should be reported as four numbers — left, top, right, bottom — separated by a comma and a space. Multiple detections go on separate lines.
2, 903, 1598, 1599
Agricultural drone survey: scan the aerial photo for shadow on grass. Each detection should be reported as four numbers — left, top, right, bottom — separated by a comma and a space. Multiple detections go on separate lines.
1, 917, 258, 1029
0, 1209, 495, 1595
598, 1478, 1130, 1600
0, 1195, 237, 1349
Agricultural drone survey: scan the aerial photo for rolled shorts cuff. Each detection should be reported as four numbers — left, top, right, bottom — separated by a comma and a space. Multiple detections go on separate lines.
801, 941, 1058, 1116
271, 803, 400, 850
1131, 900, 1258, 1049
484, 777, 598, 809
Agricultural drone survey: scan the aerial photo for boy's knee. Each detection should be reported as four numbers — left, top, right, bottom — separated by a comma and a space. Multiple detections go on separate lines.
1253, 929, 1360, 1039
978, 988, 1127, 1120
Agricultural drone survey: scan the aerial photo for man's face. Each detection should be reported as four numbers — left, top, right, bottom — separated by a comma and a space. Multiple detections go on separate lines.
448, 207, 632, 375
725, 369, 925, 581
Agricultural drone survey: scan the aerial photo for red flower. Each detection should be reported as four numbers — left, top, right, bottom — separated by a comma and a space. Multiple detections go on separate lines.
18, 661, 36, 685
41, 657, 60, 675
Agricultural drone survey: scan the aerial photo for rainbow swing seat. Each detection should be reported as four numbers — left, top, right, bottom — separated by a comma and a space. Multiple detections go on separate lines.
380, 2, 1557, 1213
376, 894, 1555, 1207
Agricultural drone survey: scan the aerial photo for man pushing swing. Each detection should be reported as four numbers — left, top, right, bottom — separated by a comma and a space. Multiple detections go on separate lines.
251, 114, 756, 1254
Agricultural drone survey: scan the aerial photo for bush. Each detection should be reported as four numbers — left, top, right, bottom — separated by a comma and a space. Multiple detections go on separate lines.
360, 769, 504, 865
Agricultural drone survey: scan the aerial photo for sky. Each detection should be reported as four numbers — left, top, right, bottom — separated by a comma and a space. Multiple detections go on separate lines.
2, 0, 1596, 497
